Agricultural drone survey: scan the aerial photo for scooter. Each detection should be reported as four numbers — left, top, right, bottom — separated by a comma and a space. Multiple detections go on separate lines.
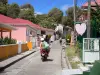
41, 49, 48, 61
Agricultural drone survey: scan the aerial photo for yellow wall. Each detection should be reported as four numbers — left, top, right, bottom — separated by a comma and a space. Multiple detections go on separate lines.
22, 44, 29, 52
0, 42, 33, 60
0, 44, 18, 60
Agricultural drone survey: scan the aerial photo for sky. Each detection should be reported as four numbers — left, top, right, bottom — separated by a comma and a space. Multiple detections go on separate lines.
8, 0, 87, 15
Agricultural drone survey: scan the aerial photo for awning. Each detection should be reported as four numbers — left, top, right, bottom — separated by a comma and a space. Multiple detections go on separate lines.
0, 23, 17, 31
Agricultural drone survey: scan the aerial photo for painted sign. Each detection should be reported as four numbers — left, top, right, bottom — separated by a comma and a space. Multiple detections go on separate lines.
75, 23, 86, 36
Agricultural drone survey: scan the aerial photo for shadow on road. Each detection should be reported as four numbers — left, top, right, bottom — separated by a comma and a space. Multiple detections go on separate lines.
43, 59, 53, 62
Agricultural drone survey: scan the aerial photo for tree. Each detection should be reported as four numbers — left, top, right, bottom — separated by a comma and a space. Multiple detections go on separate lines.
66, 6, 82, 28
39, 20, 56, 29
7, 3, 20, 18
36, 14, 48, 21
0, 0, 8, 4
20, 4, 34, 11
90, 7, 100, 37
48, 8, 63, 23
19, 4, 35, 22
0, 2, 7, 15
36, 14, 56, 29
62, 16, 68, 25
19, 9, 35, 22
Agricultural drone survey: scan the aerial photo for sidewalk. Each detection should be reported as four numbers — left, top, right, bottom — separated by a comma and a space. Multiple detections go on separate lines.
0, 48, 39, 72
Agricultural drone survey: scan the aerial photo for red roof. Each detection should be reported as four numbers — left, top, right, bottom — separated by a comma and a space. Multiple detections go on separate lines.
14, 18, 41, 29
82, 0, 100, 7
0, 14, 16, 23
0, 14, 54, 31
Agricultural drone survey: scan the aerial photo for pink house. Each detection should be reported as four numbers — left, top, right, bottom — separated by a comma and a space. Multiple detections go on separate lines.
78, 0, 100, 22
82, 0, 100, 8
0, 14, 54, 43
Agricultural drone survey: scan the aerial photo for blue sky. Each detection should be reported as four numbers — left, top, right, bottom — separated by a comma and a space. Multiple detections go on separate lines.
8, 0, 87, 15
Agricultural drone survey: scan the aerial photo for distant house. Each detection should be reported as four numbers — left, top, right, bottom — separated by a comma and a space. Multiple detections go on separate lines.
0, 14, 54, 43
78, 0, 100, 22
82, 0, 100, 9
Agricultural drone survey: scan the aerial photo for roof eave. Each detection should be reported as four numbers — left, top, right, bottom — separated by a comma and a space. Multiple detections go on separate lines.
0, 23, 17, 30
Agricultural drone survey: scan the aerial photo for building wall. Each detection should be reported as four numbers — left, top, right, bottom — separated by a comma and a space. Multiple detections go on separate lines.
12, 26, 27, 42
46, 31, 54, 35
3, 32, 10, 38
26, 26, 37, 42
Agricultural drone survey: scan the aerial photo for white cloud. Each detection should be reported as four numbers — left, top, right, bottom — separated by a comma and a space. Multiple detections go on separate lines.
61, 5, 71, 11
35, 11, 43, 15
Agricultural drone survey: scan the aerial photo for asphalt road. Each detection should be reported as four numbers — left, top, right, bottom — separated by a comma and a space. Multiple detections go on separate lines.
0, 40, 62, 75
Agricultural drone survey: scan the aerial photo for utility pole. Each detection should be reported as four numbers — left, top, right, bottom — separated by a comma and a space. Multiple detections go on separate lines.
87, 0, 91, 38
74, 0, 77, 43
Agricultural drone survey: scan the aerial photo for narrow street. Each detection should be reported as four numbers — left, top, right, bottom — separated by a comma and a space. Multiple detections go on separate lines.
0, 41, 62, 75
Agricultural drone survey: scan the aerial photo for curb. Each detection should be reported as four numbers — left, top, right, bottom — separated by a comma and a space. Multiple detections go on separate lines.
64, 49, 72, 69
61, 45, 72, 69
0, 49, 38, 72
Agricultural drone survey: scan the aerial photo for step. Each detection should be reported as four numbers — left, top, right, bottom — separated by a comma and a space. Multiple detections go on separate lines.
62, 69, 83, 75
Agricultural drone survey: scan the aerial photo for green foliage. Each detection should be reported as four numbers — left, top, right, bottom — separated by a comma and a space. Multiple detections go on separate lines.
36, 14, 48, 22
66, 6, 82, 28
62, 16, 68, 25
20, 4, 34, 21
48, 8, 63, 23
0, 0, 8, 4
20, 3, 34, 10
66, 46, 81, 69
91, 7, 100, 35
19, 9, 35, 22
7, 3, 20, 18
66, 34, 71, 43
0, 2, 7, 15
39, 19, 56, 29
36, 14, 56, 29
0, 37, 17, 45
0, 38, 4, 45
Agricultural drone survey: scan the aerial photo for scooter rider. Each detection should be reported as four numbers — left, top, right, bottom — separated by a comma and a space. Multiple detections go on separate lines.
40, 38, 45, 56
40, 37, 50, 57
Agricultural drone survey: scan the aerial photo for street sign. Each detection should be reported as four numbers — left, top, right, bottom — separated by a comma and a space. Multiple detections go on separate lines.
74, 22, 82, 24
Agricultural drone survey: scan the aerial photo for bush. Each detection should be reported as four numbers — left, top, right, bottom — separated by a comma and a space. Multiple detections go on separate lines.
0, 38, 3, 45
75, 41, 82, 59
0, 37, 17, 45
66, 34, 71, 43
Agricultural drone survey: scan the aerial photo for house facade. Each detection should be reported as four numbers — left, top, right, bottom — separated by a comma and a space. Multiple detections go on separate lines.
0, 14, 54, 44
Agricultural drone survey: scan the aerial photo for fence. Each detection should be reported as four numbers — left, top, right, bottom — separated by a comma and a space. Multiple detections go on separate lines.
83, 38, 100, 63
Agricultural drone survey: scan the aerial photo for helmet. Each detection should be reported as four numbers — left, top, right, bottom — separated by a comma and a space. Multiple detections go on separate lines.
41, 38, 44, 41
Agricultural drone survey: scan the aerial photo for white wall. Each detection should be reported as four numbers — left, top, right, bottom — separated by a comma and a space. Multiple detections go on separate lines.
46, 31, 54, 35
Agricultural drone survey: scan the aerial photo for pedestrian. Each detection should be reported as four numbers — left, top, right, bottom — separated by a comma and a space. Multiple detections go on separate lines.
50, 35, 54, 43
44, 35, 50, 44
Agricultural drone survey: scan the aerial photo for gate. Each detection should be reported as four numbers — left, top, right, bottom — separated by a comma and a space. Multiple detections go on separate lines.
83, 38, 100, 63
